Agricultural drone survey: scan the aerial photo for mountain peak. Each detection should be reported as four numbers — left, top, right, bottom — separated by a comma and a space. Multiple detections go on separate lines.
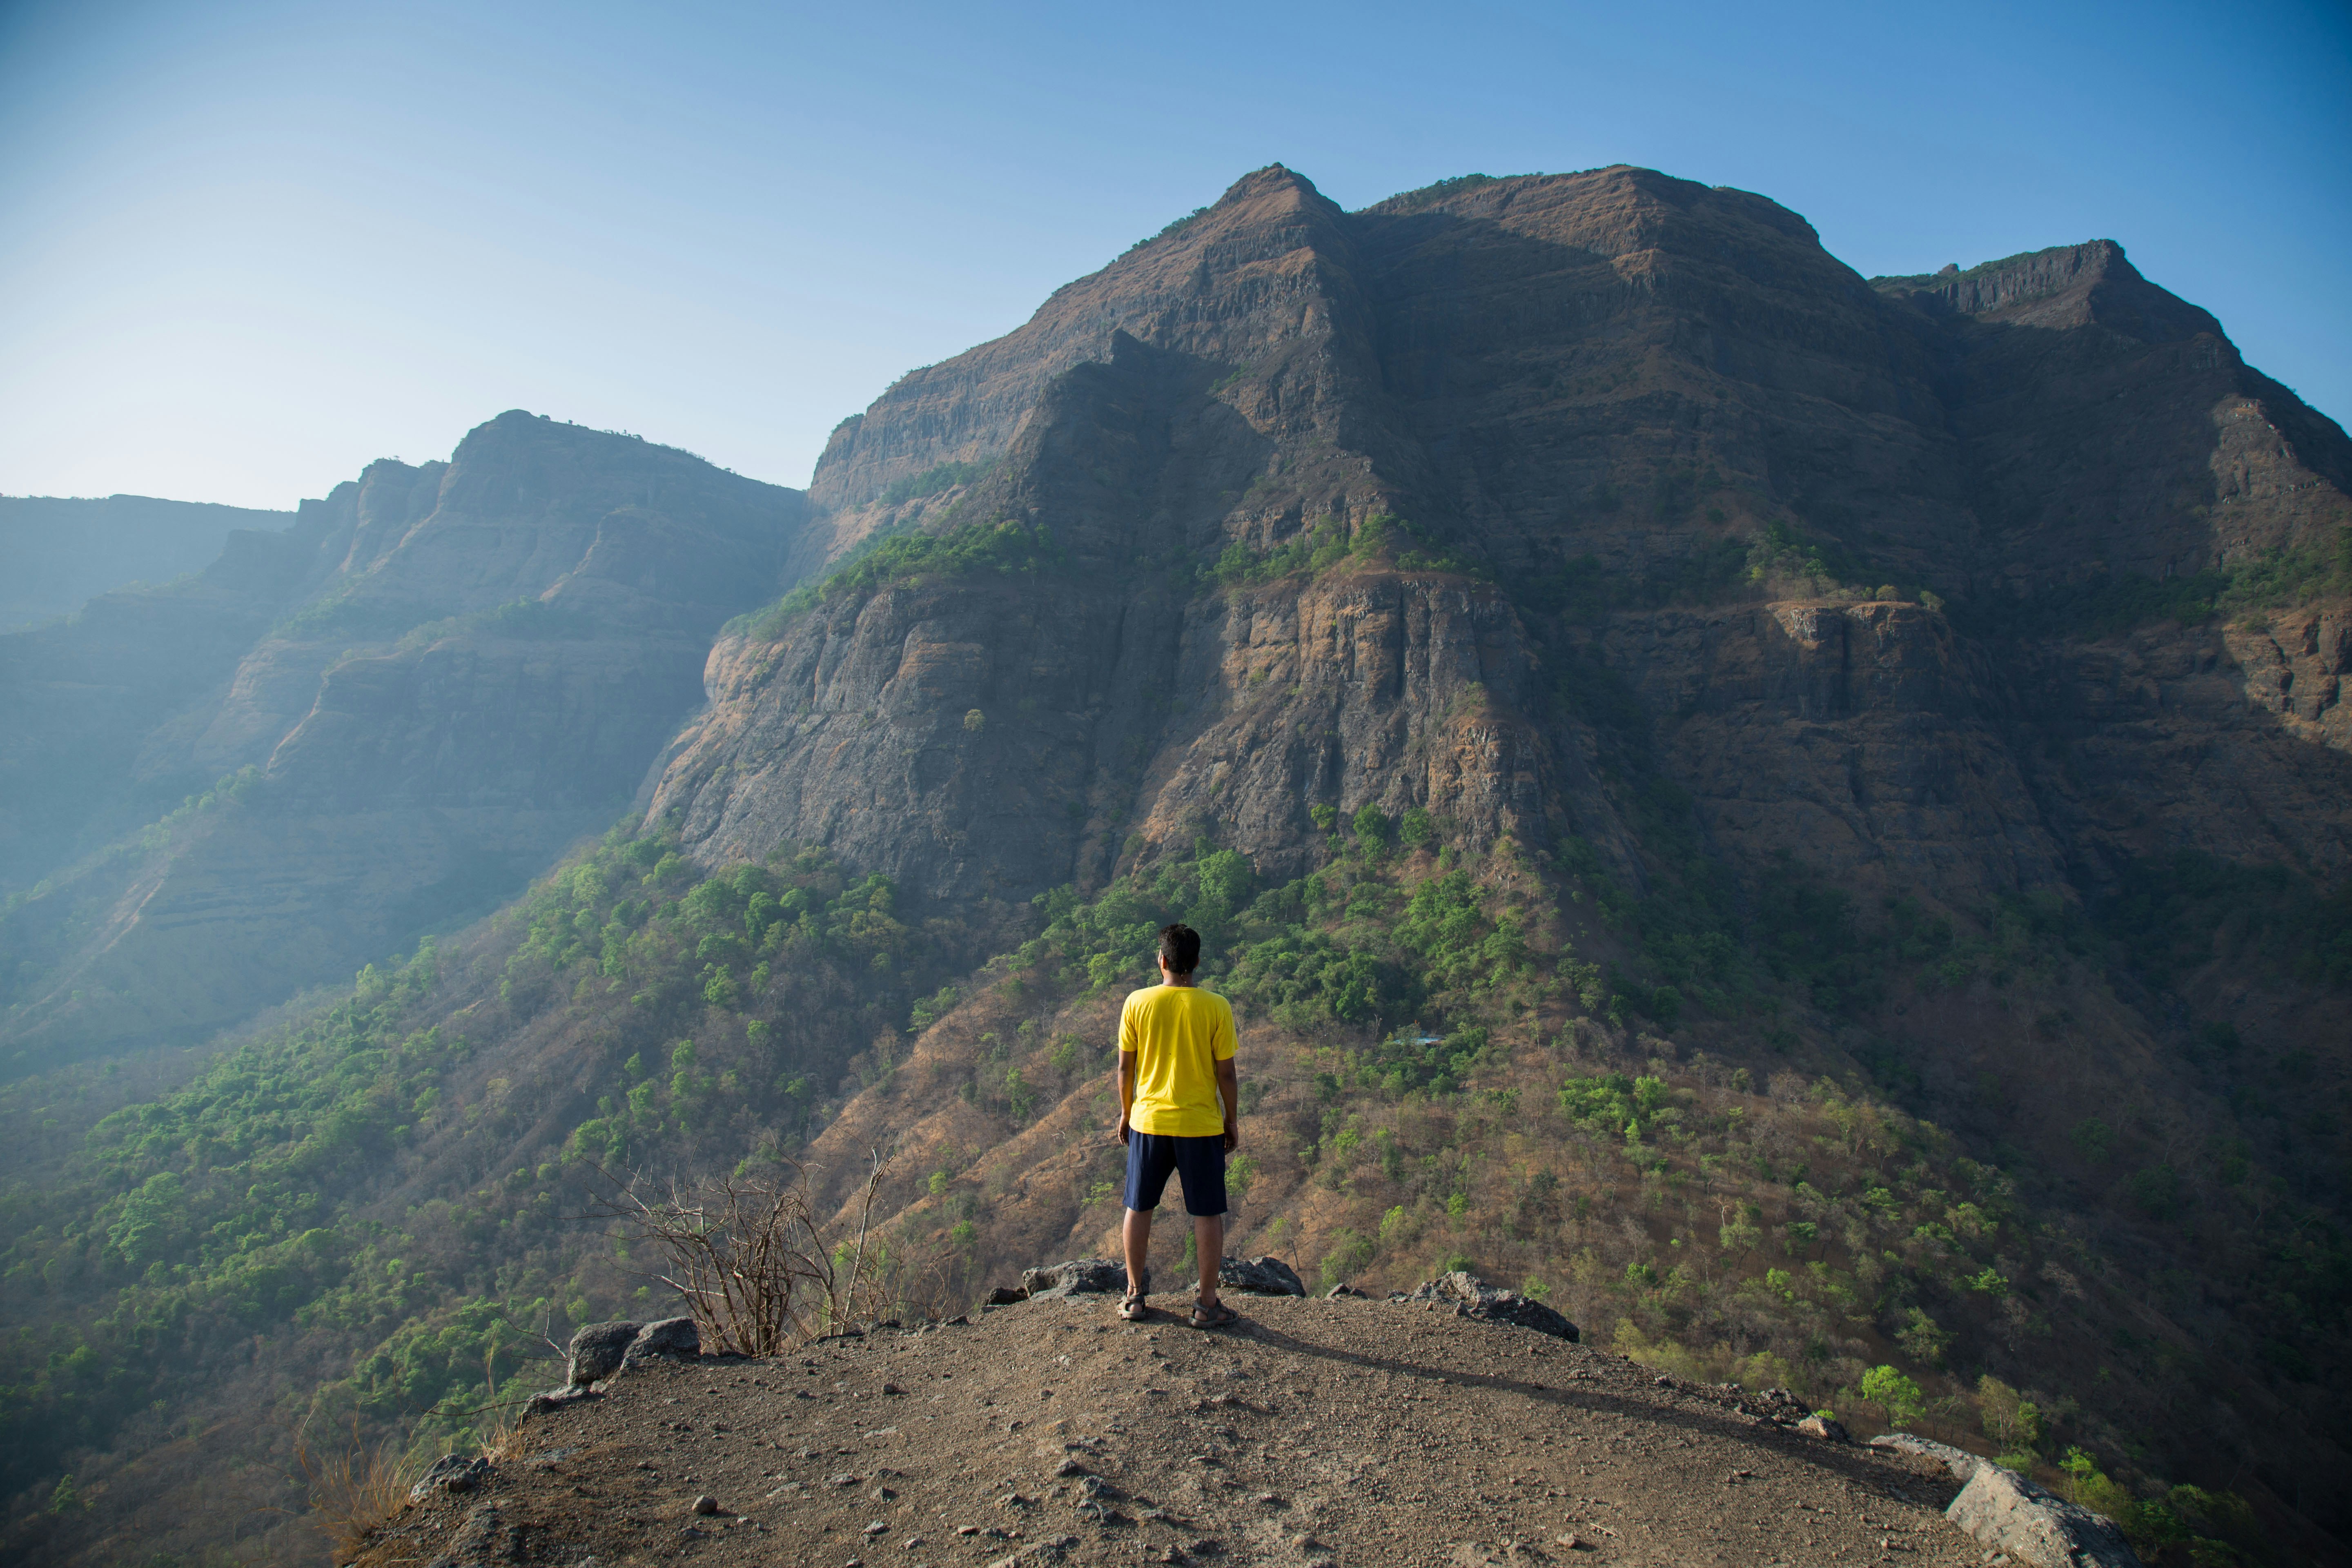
1216, 161, 1325, 205
1872, 239, 2222, 342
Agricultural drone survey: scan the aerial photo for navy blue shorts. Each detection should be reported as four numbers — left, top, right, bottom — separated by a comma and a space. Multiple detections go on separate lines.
1124, 1132, 1227, 1217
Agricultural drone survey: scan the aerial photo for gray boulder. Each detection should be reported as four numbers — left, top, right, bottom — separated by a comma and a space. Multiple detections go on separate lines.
1404, 1271, 1578, 1340
1869, 1431, 1986, 1481
524, 1385, 602, 1417
1943, 1463, 2141, 1568
1218, 1256, 1306, 1297
617, 1316, 700, 1373
1021, 1259, 1131, 1300
565, 1320, 643, 1386
408, 1452, 489, 1505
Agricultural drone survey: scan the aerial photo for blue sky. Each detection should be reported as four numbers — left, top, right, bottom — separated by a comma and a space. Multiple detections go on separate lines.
2, 0, 2345, 509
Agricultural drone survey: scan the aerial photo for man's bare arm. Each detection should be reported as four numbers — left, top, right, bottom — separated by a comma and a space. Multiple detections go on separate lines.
1215, 1058, 1240, 1153
1116, 1050, 1138, 1144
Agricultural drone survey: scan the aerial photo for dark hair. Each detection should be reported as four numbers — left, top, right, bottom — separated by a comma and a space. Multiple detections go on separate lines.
1158, 922, 1200, 976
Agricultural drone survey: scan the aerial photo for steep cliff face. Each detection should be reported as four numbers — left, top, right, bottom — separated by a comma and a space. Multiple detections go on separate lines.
1603, 598, 2066, 903
0, 414, 809, 1069
656, 166, 2352, 930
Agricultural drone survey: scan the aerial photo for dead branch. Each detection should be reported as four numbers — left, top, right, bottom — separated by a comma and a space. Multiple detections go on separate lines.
588, 1143, 899, 1354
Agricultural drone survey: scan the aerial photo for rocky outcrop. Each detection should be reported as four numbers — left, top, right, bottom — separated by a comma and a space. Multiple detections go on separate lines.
1018, 1259, 1130, 1300
1218, 1256, 1307, 1297
407, 1453, 489, 1505
1401, 1271, 1578, 1340
617, 1317, 701, 1373
564, 1321, 646, 1385
1875, 240, 2220, 341
1869, 1432, 1986, 1479
1943, 1463, 2141, 1568
1614, 598, 2067, 902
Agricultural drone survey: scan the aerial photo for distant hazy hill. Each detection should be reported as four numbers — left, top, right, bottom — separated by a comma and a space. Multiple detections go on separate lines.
0, 415, 811, 1060
0, 493, 295, 631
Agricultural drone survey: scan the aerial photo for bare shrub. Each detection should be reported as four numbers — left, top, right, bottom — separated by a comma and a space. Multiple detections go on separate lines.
592, 1146, 894, 1353
292, 1416, 420, 1559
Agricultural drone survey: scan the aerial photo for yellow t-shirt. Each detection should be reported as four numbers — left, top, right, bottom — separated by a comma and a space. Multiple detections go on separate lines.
1118, 983, 1237, 1138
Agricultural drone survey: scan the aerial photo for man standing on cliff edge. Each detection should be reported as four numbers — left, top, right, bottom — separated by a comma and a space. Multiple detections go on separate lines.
1114, 922, 1241, 1328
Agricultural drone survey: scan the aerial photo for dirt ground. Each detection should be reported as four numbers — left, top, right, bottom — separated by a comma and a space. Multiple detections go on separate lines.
366, 1294, 1990, 1567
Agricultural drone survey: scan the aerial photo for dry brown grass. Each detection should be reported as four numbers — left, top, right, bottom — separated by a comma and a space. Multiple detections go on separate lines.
293, 1416, 421, 1559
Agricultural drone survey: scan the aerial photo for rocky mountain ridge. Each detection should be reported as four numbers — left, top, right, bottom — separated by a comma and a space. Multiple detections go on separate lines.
654, 165, 2351, 922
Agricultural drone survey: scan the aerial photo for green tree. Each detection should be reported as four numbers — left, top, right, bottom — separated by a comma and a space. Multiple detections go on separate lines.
2069, 1117, 2114, 1163
1894, 1307, 1951, 1367
1321, 1227, 1375, 1288
1861, 1365, 1924, 1429
1976, 1375, 2044, 1460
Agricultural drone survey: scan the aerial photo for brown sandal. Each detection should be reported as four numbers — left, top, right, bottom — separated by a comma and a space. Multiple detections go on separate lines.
1189, 1299, 1237, 1330
1118, 1266, 1152, 1320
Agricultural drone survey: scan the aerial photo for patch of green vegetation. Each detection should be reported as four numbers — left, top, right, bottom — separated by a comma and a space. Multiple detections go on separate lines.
0, 823, 951, 1509
1014, 815, 1550, 1096
1745, 519, 1878, 591
1557, 1071, 1669, 1134
728, 517, 1064, 642
1974, 525, 2352, 639
1205, 514, 1483, 590
878, 458, 996, 507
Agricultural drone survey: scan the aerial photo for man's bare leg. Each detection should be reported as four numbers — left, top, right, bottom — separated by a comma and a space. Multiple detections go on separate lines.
1122, 1207, 1152, 1296
1194, 1213, 1223, 1307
